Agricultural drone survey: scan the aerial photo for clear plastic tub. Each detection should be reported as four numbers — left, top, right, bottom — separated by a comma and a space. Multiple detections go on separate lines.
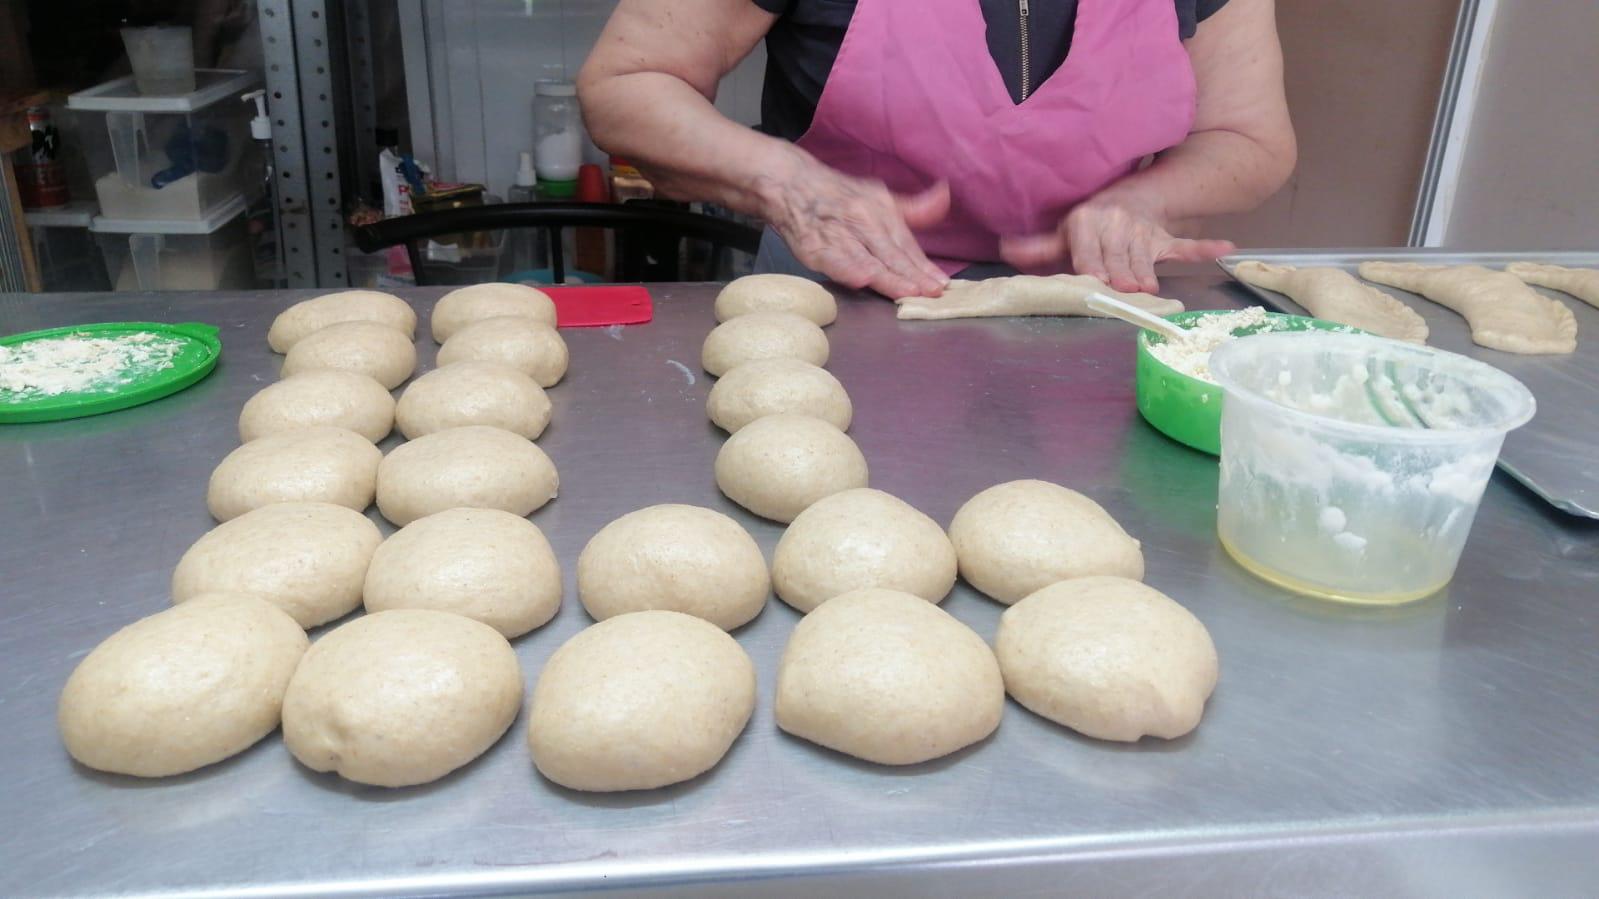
92, 198, 255, 291
1209, 332, 1535, 605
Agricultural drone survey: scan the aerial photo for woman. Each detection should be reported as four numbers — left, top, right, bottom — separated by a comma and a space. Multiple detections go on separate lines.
579, 0, 1295, 298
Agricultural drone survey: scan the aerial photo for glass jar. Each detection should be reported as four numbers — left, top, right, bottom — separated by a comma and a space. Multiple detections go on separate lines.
533, 81, 582, 182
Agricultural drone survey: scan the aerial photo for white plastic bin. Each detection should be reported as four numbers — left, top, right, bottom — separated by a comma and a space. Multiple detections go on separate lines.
67, 70, 259, 223
92, 196, 255, 291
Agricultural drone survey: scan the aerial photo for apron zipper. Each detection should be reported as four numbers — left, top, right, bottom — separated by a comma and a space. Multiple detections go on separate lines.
1018, 0, 1032, 101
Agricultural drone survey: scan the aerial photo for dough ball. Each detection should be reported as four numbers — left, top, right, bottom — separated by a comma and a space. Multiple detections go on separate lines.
267, 289, 416, 353
282, 609, 522, 787
364, 508, 562, 638
431, 283, 556, 342
239, 369, 395, 443
948, 479, 1144, 604
774, 588, 1003, 765
528, 611, 755, 791
996, 577, 1218, 742
701, 311, 829, 377
395, 361, 551, 440
706, 357, 851, 433
280, 319, 417, 389
715, 413, 867, 523
436, 316, 568, 387
207, 426, 381, 522
771, 488, 956, 613
714, 274, 837, 326
173, 502, 382, 628
375, 425, 558, 526
577, 505, 768, 631
59, 594, 307, 777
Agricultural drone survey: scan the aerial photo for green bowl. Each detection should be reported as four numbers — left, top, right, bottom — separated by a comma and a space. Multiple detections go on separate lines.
1136, 311, 1362, 455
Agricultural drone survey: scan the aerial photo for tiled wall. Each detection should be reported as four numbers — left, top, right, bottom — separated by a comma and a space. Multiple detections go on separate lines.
409, 0, 767, 200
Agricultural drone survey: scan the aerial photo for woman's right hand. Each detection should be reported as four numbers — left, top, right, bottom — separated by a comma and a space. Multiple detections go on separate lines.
759, 154, 951, 299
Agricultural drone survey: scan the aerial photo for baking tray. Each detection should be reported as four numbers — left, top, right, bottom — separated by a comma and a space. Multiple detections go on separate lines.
1218, 249, 1599, 519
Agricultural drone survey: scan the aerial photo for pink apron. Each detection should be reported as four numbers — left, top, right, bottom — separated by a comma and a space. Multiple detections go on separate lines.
795, 0, 1198, 272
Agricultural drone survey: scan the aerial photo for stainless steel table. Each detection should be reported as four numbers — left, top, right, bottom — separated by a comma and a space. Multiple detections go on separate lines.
3, 279, 1597, 898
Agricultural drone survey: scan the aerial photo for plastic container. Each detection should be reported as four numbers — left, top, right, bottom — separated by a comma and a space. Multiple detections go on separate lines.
120, 27, 196, 96
1136, 310, 1363, 455
1209, 332, 1535, 605
533, 81, 582, 182
67, 70, 259, 223
92, 196, 255, 291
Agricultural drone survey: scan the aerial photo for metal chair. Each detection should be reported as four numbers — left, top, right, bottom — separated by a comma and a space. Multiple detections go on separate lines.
350, 201, 762, 286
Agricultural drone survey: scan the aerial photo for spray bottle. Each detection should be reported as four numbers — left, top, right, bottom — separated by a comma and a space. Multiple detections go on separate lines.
241, 89, 286, 287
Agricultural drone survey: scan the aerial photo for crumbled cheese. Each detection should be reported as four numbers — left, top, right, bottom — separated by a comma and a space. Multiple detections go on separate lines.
1148, 307, 1274, 384
0, 332, 184, 402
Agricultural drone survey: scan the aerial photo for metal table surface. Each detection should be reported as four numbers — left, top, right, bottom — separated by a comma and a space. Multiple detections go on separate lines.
2, 279, 1597, 899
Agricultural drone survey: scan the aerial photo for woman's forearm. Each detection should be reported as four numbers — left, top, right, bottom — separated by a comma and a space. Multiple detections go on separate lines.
1100, 128, 1295, 229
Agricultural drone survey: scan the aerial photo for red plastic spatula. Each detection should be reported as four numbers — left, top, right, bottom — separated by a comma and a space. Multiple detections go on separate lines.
544, 285, 654, 328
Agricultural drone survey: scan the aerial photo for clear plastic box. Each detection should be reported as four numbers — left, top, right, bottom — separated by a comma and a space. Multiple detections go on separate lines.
67, 70, 260, 223
92, 197, 255, 291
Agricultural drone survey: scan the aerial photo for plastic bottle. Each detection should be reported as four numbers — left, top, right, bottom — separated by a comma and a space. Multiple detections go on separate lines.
241, 90, 284, 287
574, 163, 608, 279
533, 82, 582, 182
506, 151, 544, 275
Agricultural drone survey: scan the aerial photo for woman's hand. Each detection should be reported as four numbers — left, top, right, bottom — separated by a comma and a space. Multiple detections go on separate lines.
999, 189, 1235, 294
760, 155, 952, 299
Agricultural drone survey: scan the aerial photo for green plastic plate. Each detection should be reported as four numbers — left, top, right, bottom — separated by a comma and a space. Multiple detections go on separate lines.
0, 321, 222, 424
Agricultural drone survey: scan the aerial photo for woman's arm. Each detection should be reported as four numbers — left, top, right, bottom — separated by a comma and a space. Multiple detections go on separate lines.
1001, 0, 1297, 292
578, 0, 947, 297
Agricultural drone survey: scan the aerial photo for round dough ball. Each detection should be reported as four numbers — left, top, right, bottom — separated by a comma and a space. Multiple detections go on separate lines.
173, 502, 382, 628
577, 505, 769, 631
395, 361, 551, 440
239, 369, 396, 443
376, 425, 558, 526
282, 609, 522, 787
996, 577, 1218, 742
528, 611, 755, 791
948, 479, 1144, 604
280, 320, 417, 390
775, 588, 1003, 765
431, 283, 556, 342
268, 289, 416, 353
436, 316, 568, 387
714, 274, 837, 326
59, 594, 307, 777
364, 508, 562, 638
771, 488, 956, 613
207, 426, 381, 522
706, 357, 851, 433
715, 413, 867, 523
701, 311, 829, 377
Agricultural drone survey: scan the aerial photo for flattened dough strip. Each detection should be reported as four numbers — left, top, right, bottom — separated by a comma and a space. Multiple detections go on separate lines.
1233, 260, 1429, 344
1357, 261, 1577, 355
895, 274, 1184, 321
1506, 262, 1599, 310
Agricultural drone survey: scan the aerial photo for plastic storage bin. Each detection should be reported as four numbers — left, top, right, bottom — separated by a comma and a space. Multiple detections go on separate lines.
92, 196, 255, 291
67, 70, 260, 223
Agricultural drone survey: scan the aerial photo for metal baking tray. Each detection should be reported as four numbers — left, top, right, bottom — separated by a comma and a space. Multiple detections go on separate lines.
1218, 249, 1599, 519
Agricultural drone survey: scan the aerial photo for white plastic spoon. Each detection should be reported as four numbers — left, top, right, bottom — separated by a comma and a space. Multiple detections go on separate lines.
1086, 292, 1189, 342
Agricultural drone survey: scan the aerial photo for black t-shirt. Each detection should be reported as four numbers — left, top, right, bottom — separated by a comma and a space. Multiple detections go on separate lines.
753, 0, 1231, 141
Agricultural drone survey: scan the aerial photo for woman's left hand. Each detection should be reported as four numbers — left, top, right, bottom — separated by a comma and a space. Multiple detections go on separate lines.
998, 189, 1235, 294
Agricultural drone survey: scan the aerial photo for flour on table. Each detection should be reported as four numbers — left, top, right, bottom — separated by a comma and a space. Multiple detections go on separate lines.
0, 332, 184, 401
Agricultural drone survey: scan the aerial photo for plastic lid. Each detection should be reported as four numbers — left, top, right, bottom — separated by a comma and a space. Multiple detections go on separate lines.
535, 81, 577, 97
0, 321, 222, 423
538, 178, 577, 198
67, 69, 259, 114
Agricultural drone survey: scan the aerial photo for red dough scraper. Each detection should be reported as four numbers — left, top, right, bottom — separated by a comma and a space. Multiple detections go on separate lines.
545, 285, 654, 328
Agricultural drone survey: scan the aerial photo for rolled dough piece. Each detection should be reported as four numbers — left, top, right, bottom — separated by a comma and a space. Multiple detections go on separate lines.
436, 316, 568, 387
239, 369, 396, 443
528, 610, 756, 791
280, 319, 418, 389
948, 479, 1144, 604
1505, 262, 1599, 310
364, 507, 562, 638
59, 593, 307, 777
375, 425, 558, 526
267, 289, 416, 353
282, 609, 522, 787
207, 426, 381, 521
577, 504, 769, 631
173, 502, 382, 628
896, 274, 1184, 321
771, 488, 956, 612
1358, 261, 1577, 355
701, 311, 829, 376
774, 588, 1003, 765
431, 283, 557, 342
714, 413, 867, 523
715, 274, 838, 326
395, 361, 551, 440
996, 576, 1218, 742
1233, 260, 1429, 344
706, 357, 852, 433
